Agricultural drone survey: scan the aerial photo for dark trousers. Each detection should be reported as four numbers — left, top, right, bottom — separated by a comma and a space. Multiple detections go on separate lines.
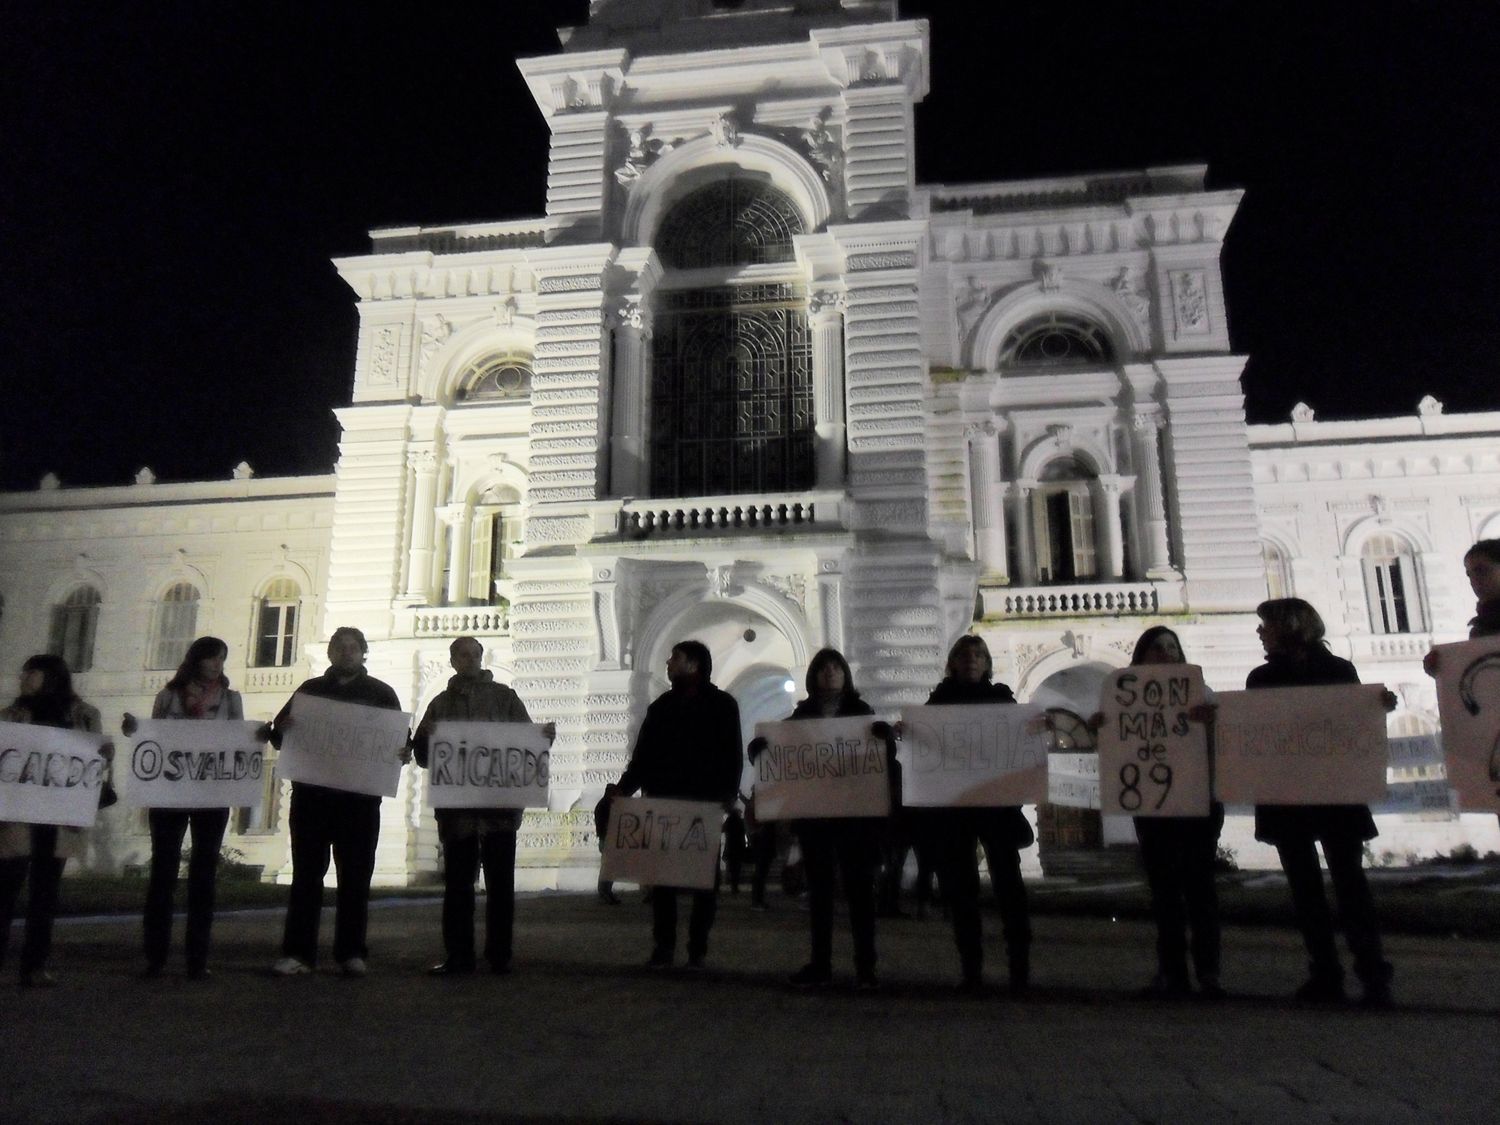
748, 826, 776, 905
144, 808, 229, 971
652, 865, 720, 960
939, 817, 1030, 981
282, 785, 381, 965
798, 821, 877, 975
1277, 833, 1390, 988
723, 810, 747, 892
0, 826, 64, 973
1135, 814, 1222, 985
442, 829, 516, 968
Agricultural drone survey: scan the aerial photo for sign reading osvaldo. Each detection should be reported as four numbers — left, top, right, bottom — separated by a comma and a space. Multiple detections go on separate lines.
0, 721, 108, 828
598, 796, 722, 891
1213, 684, 1389, 805
751, 717, 889, 820
125, 720, 266, 809
1096, 664, 1211, 817
1433, 636, 1500, 812
277, 694, 411, 798
898, 704, 1047, 807
1047, 752, 1100, 810
426, 721, 550, 810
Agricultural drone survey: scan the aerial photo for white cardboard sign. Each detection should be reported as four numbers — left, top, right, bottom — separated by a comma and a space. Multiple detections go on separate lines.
125, 720, 266, 809
426, 721, 550, 810
1096, 665, 1211, 817
898, 703, 1048, 807
1433, 637, 1500, 812
598, 796, 723, 891
751, 717, 890, 820
1047, 752, 1100, 809
1214, 684, 1389, 805
277, 694, 411, 798
0, 721, 108, 828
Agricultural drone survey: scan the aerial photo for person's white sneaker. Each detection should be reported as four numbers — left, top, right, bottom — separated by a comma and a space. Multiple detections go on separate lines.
339, 957, 368, 978
272, 957, 312, 977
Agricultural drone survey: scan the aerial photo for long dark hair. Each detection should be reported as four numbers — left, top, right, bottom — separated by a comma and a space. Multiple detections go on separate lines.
804, 647, 860, 702
166, 636, 230, 694
943, 634, 993, 682
14, 653, 76, 727
1130, 626, 1185, 667
1466, 539, 1500, 568
1256, 597, 1328, 652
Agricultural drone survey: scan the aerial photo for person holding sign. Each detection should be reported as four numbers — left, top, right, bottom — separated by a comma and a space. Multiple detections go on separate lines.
124, 636, 244, 980
1249, 598, 1394, 1007
1111, 627, 1224, 1000
412, 636, 554, 976
919, 635, 1034, 996
261, 627, 407, 978
0, 655, 112, 986
750, 648, 891, 991
602, 640, 742, 969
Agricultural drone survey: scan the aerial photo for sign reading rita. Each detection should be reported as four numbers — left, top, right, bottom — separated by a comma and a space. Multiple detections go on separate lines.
599, 796, 723, 890
426, 721, 550, 810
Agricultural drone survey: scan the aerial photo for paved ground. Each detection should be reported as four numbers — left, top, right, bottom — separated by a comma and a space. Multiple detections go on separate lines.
5, 889, 1500, 1124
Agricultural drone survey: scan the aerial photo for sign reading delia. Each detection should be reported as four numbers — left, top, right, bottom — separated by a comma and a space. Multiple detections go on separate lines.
898, 703, 1048, 807
277, 694, 412, 798
752, 717, 889, 820
426, 721, 551, 810
0, 721, 108, 828
125, 720, 266, 809
598, 796, 723, 891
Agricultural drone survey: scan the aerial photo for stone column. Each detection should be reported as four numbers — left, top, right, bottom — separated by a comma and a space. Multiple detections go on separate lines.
810, 289, 847, 489
609, 300, 651, 497
402, 449, 439, 602
443, 505, 468, 606
966, 421, 1008, 580
1011, 482, 1036, 586
1097, 476, 1125, 579
1132, 413, 1177, 577
815, 555, 845, 651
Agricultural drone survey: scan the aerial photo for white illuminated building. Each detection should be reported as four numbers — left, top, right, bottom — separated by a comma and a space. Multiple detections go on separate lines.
2, 1, 1497, 882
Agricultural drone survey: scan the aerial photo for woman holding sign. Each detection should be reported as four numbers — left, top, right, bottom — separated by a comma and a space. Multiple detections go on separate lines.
124, 636, 243, 980
0, 655, 111, 986
1249, 598, 1394, 1007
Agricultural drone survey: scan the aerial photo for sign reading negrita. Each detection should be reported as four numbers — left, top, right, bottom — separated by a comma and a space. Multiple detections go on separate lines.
277, 694, 412, 798
752, 717, 889, 820
598, 796, 723, 890
426, 721, 550, 810
1096, 664, 1211, 817
125, 720, 266, 809
898, 704, 1048, 806
0, 721, 108, 828
1433, 636, 1500, 812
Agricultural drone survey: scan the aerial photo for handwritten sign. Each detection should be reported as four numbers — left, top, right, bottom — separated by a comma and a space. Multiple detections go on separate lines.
1096, 665, 1211, 817
1433, 637, 1500, 812
277, 694, 411, 798
125, 720, 266, 809
0, 721, 108, 828
427, 721, 550, 810
1214, 684, 1389, 805
1388, 733, 1444, 770
1373, 779, 1457, 817
751, 717, 889, 820
898, 704, 1047, 807
598, 796, 722, 890
1047, 752, 1100, 809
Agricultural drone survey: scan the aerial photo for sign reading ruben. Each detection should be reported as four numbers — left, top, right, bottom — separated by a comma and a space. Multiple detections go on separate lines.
0, 721, 108, 828
598, 796, 722, 890
1096, 664, 1211, 817
125, 720, 266, 809
277, 694, 411, 798
426, 721, 550, 810
751, 717, 889, 820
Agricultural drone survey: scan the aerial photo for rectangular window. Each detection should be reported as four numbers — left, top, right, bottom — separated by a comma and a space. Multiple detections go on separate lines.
48, 602, 99, 673
255, 602, 297, 667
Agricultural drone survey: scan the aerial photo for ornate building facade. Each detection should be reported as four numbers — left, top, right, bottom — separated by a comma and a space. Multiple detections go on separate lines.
3, 1, 1497, 881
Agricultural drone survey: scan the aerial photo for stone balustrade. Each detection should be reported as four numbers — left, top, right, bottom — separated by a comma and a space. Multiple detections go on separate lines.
1348, 633, 1433, 662
621, 491, 844, 538
990, 582, 1161, 618
397, 605, 511, 638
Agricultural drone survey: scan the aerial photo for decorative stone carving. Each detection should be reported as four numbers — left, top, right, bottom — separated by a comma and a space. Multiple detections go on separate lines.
232, 461, 254, 480
1418, 395, 1444, 417
39, 473, 60, 490
1291, 402, 1316, 423
1170, 270, 1209, 335
369, 324, 401, 386
538, 274, 602, 294
494, 297, 518, 327
955, 276, 989, 340
525, 516, 591, 544
1034, 260, 1063, 292
847, 252, 916, 271
134, 467, 156, 486
800, 110, 843, 186
1110, 267, 1151, 330
707, 563, 736, 600
759, 573, 808, 614
614, 125, 670, 187
1046, 423, 1074, 446
709, 113, 741, 149
809, 289, 847, 317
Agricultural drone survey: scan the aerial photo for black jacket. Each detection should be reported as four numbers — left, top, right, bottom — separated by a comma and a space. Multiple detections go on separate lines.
1471, 599, 1500, 639
783, 693, 898, 825
923, 677, 1033, 848
1246, 648, 1378, 844
616, 682, 742, 804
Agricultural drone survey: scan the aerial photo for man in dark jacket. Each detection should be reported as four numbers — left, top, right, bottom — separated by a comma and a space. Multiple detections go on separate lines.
263, 626, 407, 978
604, 640, 742, 968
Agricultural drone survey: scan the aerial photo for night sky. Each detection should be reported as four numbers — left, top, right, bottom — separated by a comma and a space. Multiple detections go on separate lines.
5, 1, 1497, 490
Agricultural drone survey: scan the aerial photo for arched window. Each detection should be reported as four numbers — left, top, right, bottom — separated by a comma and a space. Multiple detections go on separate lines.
1263, 541, 1294, 599
48, 586, 101, 673
1031, 458, 1098, 584
457, 355, 532, 402
1361, 533, 1425, 634
254, 578, 300, 667
149, 583, 200, 670
999, 312, 1114, 369
650, 179, 814, 497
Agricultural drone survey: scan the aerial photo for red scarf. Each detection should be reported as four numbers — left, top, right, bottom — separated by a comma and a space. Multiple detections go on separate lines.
181, 679, 224, 718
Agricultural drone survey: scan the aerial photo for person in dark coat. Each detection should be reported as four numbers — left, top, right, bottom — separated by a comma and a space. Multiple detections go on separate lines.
603, 640, 742, 969
1462, 539, 1500, 640
920, 634, 1034, 994
1250, 598, 1395, 1006
1117, 626, 1224, 1000
261, 626, 408, 978
752, 648, 891, 990
124, 636, 244, 980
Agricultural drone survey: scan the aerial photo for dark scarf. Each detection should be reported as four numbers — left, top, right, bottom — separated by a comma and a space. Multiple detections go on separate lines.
1471, 598, 1500, 639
